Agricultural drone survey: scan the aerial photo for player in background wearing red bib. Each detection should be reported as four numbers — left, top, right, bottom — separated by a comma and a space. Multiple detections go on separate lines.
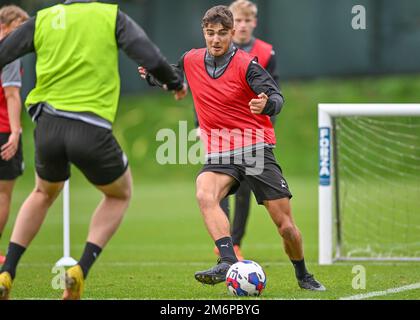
0, 5, 28, 266
140, 6, 325, 291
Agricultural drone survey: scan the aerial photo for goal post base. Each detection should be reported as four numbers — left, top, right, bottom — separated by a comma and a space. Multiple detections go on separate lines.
55, 256, 78, 268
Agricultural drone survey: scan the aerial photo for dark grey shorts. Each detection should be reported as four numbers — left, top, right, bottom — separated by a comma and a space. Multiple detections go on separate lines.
199, 148, 292, 205
34, 113, 128, 186
0, 133, 23, 181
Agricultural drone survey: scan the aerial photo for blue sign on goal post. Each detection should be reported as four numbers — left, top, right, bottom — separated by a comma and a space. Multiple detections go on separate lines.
319, 127, 331, 187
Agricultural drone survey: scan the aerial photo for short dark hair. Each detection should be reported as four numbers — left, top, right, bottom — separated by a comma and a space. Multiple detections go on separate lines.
202, 5, 234, 30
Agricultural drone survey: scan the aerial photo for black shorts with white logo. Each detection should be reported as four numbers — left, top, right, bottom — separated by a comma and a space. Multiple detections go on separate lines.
199, 148, 292, 205
0, 133, 24, 181
34, 113, 128, 186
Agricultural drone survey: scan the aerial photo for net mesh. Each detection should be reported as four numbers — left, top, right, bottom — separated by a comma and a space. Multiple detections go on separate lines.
334, 116, 420, 259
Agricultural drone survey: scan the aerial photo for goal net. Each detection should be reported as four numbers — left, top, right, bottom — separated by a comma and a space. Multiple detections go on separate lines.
318, 104, 420, 264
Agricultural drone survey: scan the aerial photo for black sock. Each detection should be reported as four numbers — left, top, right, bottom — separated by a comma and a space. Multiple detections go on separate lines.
78, 242, 102, 279
215, 237, 238, 265
0, 242, 26, 279
291, 258, 309, 280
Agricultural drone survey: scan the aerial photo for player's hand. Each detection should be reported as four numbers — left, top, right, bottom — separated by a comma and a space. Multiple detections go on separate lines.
139, 66, 187, 100
173, 83, 188, 101
1, 132, 20, 161
138, 66, 148, 79
249, 93, 269, 115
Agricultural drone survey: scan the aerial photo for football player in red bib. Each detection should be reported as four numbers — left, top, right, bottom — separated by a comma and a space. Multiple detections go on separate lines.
140, 5, 325, 292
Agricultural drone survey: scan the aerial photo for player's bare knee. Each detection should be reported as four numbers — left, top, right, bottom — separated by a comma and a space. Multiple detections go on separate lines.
279, 224, 300, 241
118, 186, 132, 202
105, 185, 132, 202
33, 186, 60, 205
196, 189, 218, 211
99, 171, 132, 202
0, 191, 11, 203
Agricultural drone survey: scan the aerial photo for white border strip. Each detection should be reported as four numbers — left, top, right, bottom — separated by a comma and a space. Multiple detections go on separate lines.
340, 282, 420, 300
2, 81, 22, 88
319, 103, 420, 117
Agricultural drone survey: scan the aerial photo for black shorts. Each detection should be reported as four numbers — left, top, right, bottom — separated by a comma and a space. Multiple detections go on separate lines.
0, 133, 24, 181
199, 148, 292, 205
34, 113, 128, 186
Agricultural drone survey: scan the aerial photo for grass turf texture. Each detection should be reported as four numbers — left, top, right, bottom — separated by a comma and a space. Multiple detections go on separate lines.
2, 75, 420, 299
4, 176, 420, 300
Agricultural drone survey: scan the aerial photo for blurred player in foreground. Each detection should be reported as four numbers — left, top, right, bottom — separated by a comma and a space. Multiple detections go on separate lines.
140, 5, 325, 291
0, 5, 28, 266
0, 0, 185, 300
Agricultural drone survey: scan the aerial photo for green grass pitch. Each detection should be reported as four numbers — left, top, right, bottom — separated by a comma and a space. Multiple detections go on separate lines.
3, 173, 419, 300
3, 75, 420, 300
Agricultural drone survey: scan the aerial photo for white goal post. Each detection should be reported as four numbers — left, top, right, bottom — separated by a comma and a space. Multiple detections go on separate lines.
318, 104, 420, 265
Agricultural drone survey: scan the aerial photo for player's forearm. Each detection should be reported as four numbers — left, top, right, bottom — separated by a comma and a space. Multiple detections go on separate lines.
147, 65, 183, 86
262, 94, 284, 117
0, 17, 35, 69
246, 62, 285, 117
148, 63, 184, 91
144, 58, 185, 91
6, 93, 22, 134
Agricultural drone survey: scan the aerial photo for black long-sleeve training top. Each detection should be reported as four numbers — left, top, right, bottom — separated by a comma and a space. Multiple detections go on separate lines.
0, 0, 183, 92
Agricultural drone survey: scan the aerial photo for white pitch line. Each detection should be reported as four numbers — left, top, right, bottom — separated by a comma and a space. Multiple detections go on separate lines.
339, 282, 420, 300
18, 261, 420, 268
19, 261, 294, 268
16, 297, 321, 301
